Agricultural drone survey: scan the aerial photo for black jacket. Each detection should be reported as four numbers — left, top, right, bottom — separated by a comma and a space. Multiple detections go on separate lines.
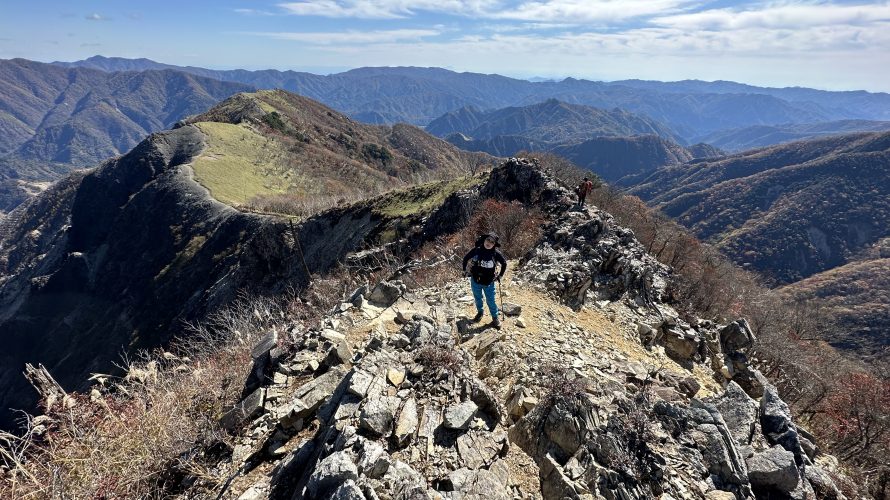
462, 247, 507, 285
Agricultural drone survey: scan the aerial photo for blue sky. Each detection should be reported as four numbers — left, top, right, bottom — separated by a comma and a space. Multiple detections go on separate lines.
2, 1, 889, 91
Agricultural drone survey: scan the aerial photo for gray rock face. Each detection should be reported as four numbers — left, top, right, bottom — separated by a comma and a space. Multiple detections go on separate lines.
517, 188, 671, 308
368, 280, 403, 306
760, 385, 805, 464
446, 467, 511, 500
444, 401, 479, 430
501, 302, 522, 316
746, 445, 800, 494
543, 398, 599, 458
719, 319, 755, 352
394, 397, 418, 445
693, 423, 748, 485
360, 394, 398, 437
707, 381, 758, 446
330, 479, 365, 500
307, 451, 360, 498
456, 430, 508, 469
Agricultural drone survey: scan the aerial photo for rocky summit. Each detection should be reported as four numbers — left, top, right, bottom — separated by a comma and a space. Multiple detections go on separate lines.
185, 159, 848, 500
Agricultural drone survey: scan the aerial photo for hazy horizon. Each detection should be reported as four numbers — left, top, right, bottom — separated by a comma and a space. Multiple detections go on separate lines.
3, 1, 890, 93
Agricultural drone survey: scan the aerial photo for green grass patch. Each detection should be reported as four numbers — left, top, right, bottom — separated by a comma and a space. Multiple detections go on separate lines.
254, 93, 278, 114
191, 122, 290, 206
155, 234, 207, 281
372, 175, 483, 217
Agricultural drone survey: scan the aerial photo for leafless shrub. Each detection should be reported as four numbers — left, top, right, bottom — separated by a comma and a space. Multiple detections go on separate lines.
417, 346, 463, 378
0, 293, 299, 499
605, 390, 661, 484
243, 193, 344, 218
404, 237, 463, 289
537, 363, 590, 413
456, 199, 545, 260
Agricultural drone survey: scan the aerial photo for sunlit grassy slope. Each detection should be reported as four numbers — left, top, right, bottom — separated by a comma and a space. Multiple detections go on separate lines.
186, 90, 495, 215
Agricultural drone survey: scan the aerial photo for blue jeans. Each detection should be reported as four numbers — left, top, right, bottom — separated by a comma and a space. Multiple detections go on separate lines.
470, 279, 498, 319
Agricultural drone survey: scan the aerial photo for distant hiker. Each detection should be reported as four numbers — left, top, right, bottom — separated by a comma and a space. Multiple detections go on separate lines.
462, 233, 507, 328
576, 177, 594, 206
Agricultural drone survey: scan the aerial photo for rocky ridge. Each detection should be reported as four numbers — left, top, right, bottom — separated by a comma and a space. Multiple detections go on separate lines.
194, 159, 847, 499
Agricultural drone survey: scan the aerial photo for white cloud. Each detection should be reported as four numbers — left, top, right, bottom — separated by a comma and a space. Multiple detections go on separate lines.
277, 0, 497, 19
237, 1, 890, 90
85, 13, 110, 21
655, 2, 890, 30
234, 8, 277, 16
491, 0, 696, 23
275, 0, 695, 22
244, 29, 442, 44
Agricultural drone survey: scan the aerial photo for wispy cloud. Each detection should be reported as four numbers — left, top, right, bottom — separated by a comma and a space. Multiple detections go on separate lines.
654, 2, 890, 30
234, 8, 278, 16
277, 0, 497, 19
244, 28, 442, 44
491, 0, 696, 23
276, 0, 695, 22
85, 13, 110, 21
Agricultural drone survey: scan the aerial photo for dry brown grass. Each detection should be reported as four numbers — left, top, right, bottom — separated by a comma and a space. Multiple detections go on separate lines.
0, 295, 293, 499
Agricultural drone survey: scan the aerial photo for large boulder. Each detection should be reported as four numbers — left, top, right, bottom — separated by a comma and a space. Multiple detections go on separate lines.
444, 401, 479, 430
307, 451, 360, 498
728, 354, 767, 398
706, 381, 759, 446
367, 280, 403, 306
693, 423, 748, 485
661, 327, 701, 362
719, 319, 755, 352
359, 394, 398, 437
760, 385, 805, 465
746, 445, 800, 494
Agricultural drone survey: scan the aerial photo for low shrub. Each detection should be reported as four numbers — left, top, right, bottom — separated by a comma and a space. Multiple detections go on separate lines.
0, 294, 301, 499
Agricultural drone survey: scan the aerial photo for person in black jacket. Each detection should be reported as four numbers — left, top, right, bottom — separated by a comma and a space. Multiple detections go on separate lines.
462, 233, 507, 328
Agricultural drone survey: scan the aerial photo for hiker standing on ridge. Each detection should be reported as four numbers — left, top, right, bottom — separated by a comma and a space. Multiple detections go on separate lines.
576, 177, 594, 207
462, 233, 507, 329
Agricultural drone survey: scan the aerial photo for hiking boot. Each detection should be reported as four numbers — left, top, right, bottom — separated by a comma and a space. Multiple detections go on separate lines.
472, 311, 484, 323
492, 316, 501, 329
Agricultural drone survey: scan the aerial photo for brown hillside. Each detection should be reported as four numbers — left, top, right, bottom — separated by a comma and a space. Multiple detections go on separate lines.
185, 90, 495, 211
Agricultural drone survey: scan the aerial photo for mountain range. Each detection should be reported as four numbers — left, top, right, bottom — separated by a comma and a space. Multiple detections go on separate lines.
51, 56, 890, 137
630, 131, 890, 283
426, 99, 721, 182
694, 120, 890, 152
0, 58, 251, 213
426, 99, 682, 145
5, 55, 890, 214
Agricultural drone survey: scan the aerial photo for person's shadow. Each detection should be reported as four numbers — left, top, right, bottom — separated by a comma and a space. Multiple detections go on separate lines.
455, 317, 496, 340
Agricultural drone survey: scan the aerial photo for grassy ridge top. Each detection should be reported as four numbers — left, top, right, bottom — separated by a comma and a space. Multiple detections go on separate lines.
187, 90, 495, 215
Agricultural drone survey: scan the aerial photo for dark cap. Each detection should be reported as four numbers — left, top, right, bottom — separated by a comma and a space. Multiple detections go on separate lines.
478, 232, 501, 247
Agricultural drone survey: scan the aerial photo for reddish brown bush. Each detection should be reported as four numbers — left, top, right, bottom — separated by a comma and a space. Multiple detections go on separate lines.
822, 372, 890, 458
461, 199, 545, 260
